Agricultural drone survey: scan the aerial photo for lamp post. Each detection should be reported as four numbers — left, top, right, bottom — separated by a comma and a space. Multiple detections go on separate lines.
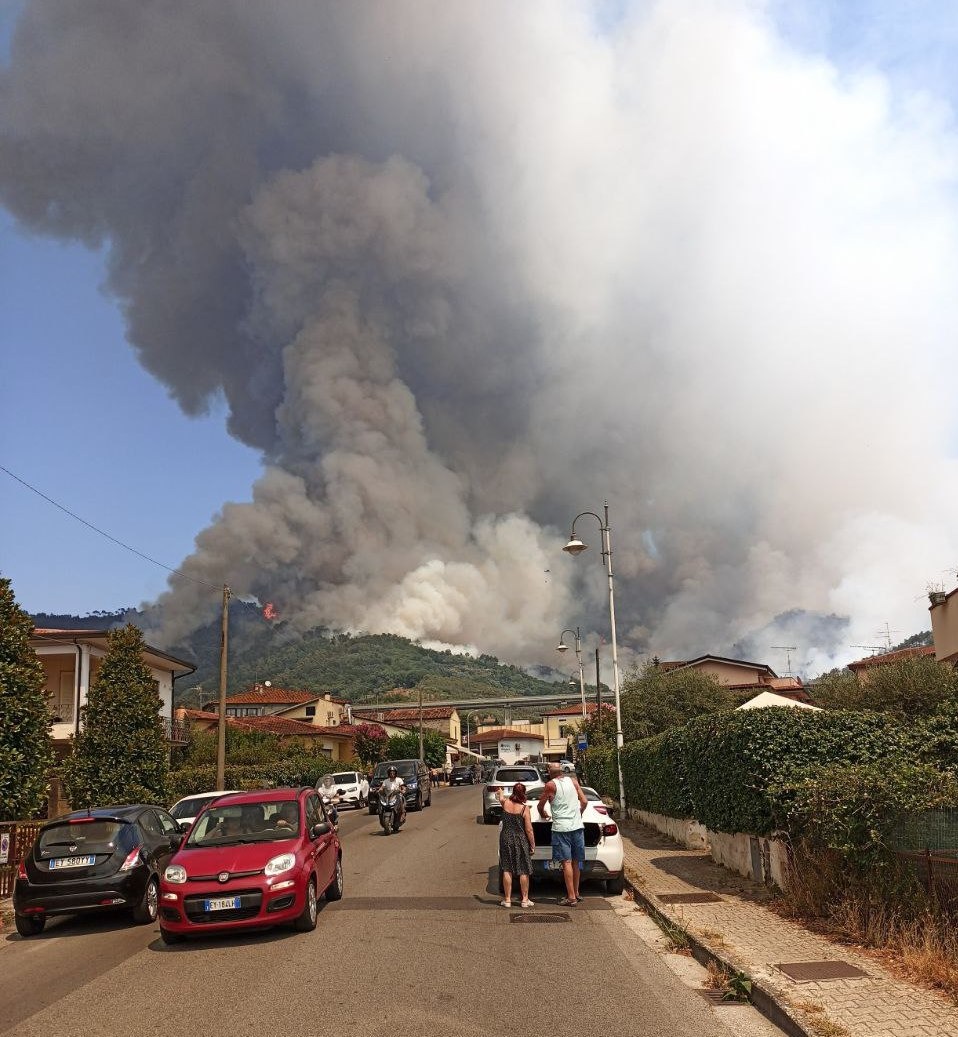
563, 501, 625, 817
556, 627, 587, 721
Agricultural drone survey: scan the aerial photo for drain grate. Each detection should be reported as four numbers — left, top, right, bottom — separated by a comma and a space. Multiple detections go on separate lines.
697, 990, 740, 1006
656, 892, 724, 904
776, 961, 869, 983
510, 912, 570, 923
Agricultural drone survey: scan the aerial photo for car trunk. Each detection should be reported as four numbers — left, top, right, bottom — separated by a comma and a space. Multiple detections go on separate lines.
31, 818, 133, 883
532, 821, 602, 848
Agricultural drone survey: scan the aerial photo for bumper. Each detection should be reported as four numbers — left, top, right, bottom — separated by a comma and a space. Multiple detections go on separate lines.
450, 777, 473, 786
483, 799, 502, 818
13, 867, 149, 917
158, 871, 310, 935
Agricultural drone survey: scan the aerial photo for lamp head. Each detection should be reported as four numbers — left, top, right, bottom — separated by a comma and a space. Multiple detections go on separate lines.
556, 641, 568, 653
563, 535, 587, 556
568, 678, 577, 687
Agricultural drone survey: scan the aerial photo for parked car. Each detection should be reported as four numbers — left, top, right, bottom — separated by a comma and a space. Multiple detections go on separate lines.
320, 771, 367, 809
449, 766, 475, 786
367, 759, 432, 813
13, 804, 183, 936
482, 766, 544, 824
501, 786, 625, 894
169, 790, 242, 831
158, 787, 342, 943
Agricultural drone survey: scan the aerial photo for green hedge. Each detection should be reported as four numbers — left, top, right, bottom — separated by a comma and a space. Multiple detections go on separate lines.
168, 758, 346, 803
585, 708, 921, 836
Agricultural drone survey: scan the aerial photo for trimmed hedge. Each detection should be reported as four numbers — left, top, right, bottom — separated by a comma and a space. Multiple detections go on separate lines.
168, 758, 346, 803
584, 708, 921, 836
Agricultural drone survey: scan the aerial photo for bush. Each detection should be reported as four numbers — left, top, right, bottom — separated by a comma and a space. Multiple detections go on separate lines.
168, 757, 346, 802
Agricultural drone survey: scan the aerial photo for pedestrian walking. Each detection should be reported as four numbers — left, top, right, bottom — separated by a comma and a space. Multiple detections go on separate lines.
496, 782, 535, 908
537, 762, 587, 905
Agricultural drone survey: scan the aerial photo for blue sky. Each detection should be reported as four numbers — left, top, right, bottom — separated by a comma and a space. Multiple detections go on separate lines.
2, 0, 957, 621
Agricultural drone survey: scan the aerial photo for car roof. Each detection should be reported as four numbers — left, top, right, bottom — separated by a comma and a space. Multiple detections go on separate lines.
50, 805, 150, 825
205, 787, 305, 806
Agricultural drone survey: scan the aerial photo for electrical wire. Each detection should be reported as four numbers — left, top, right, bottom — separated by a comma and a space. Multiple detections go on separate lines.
0, 463, 222, 590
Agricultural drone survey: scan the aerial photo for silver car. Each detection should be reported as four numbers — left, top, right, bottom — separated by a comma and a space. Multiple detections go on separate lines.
482, 766, 544, 824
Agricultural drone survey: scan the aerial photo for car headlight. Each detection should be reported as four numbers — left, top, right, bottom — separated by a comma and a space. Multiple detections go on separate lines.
164, 864, 187, 884
265, 853, 296, 877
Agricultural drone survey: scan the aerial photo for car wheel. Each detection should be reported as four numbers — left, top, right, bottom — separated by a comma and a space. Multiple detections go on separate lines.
131, 875, 159, 924
483, 812, 495, 825
295, 879, 319, 931
325, 857, 344, 902
14, 912, 45, 937
159, 926, 184, 945
606, 874, 626, 895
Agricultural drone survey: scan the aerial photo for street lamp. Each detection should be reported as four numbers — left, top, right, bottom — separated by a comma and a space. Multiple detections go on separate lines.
556, 627, 587, 721
563, 501, 625, 817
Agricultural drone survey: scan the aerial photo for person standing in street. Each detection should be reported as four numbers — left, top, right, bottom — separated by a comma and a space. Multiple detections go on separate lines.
496, 782, 535, 908
537, 762, 588, 905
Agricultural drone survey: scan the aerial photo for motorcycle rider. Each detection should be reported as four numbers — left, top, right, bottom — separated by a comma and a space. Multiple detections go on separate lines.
317, 773, 341, 828
380, 765, 407, 825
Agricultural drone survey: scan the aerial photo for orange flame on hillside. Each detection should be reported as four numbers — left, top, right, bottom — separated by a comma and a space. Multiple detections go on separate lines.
263, 602, 279, 621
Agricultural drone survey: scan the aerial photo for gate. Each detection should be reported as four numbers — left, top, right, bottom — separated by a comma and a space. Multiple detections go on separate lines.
0, 821, 43, 897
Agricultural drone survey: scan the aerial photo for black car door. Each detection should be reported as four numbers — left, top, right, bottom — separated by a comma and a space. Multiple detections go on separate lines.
138, 809, 177, 870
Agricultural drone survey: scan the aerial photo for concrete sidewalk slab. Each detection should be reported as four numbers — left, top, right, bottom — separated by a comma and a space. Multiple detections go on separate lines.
619, 819, 958, 1037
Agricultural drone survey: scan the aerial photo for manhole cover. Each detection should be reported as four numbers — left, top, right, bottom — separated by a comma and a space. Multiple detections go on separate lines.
510, 913, 570, 923
776, 961, 869, 982
657, 892, 724, 904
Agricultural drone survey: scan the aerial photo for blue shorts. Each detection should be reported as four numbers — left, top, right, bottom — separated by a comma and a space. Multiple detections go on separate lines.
552, 828, 585, 866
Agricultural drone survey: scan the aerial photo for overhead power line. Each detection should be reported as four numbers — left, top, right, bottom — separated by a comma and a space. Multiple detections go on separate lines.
0, 463, 221, 591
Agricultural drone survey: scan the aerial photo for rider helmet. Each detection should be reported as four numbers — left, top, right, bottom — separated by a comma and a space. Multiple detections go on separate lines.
387, 766, 398, 777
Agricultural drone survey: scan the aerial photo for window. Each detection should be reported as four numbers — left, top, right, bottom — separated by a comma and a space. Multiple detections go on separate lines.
306, 794, 324, 830
304, 706, 316, 718
139, 811, 163, 836
153, 810, 179, 836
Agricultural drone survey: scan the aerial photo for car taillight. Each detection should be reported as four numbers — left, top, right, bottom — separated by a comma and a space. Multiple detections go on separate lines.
68, 816, 99, 823
119, 848, 141, 872
488, 786, 502, 793
593, 805, 608, 815
17, 860, 27, 880
602, 823, 618, 836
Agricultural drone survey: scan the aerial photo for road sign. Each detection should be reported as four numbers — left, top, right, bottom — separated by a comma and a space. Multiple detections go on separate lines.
0, 833, 9, 865
577, 735, 588, 751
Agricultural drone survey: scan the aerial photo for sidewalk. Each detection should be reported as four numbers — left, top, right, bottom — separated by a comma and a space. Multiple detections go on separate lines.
618, 818, 958, 1037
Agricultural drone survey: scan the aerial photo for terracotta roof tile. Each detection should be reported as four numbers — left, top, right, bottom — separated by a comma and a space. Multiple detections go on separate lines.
474, 727, 545, 742
224, 685, 315, 705
354, 706, 456, 722
847, 645, 936, 671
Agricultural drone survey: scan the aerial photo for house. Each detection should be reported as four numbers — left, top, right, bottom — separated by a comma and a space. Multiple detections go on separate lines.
537, 703, 615, 760
272, 693, 348, 727
471, 727, 545, 765
930, 588, 958, 665
847, 644, 938, 677
32, 628, 194, 758
178, 708, 358, 762
656, 655, 812, 704
353, 705, 461, 743
203, 683, 316, 718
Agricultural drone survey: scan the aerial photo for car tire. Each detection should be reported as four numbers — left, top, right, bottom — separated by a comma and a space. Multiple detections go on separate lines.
131, 875, 159, 925
606, 874, 626, 895
159, 926, 184, 945
295, 879, 319, 931
483, 812, 496, 825
325, 857, 344, 902
14, 912, 45, 937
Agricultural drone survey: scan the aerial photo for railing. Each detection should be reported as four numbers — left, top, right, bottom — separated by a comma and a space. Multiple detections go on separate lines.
162, 717, 189, 744
894, 849, 958, 911
0, 821, 43, 898
47, 701, 75, 724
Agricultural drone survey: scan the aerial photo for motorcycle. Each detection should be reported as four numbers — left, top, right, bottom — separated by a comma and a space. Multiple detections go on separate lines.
378, 788, 405, 835
320, 791, 341, 830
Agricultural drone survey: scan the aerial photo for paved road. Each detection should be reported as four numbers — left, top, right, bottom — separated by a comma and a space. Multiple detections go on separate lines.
0, 787, 757, 1036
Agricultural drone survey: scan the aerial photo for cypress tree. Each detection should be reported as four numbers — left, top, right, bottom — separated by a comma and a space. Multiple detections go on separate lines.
0, 576, 55, 820
62, 624, 169, 807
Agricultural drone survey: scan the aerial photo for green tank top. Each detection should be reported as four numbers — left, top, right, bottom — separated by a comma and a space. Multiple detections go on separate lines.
550, 776, 584, 833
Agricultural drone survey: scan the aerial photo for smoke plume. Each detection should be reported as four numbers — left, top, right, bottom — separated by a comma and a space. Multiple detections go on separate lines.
4, 1, 958, 674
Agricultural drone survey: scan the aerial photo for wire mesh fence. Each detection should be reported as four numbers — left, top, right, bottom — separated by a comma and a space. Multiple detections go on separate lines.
0, 821, 43, 898
890, 809, 958, 911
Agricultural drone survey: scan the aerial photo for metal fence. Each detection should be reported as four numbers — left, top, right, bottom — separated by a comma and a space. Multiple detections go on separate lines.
893, 848, 958, 911
0, 821, 43, 898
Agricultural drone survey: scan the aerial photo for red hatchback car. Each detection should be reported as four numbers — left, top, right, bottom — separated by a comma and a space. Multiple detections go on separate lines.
158, 787, 342, 943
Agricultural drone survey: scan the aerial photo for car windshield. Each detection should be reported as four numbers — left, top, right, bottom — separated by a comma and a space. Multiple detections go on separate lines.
186, 801, 300, 846
39, 820, 124, 852
170, 795, 220, 820
493, 768, 539, 783
330, 773, 356, 784
374, 762, 416, 778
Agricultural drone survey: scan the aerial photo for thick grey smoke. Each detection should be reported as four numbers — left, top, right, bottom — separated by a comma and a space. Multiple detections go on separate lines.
4, 1, 958, 673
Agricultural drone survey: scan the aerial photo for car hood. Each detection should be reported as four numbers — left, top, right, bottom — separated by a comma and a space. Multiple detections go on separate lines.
171, 838, 299, 876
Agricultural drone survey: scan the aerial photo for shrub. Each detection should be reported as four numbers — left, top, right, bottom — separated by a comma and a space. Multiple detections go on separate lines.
168, 757, 345, 802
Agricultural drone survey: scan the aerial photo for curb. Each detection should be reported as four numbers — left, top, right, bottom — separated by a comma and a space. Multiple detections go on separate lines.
622, 868, 813, 1037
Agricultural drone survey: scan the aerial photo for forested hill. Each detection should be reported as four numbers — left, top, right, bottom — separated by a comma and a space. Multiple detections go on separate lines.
31, 606, 566, 705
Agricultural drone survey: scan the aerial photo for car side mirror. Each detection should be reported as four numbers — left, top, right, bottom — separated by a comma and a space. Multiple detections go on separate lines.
311, 822, 331, 839
169, 833, 183, 851
177, 820, 190, 833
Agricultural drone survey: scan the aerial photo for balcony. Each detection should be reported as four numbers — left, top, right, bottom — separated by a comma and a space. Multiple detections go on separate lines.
48, 701, 75, 725
162, 717, 189, 745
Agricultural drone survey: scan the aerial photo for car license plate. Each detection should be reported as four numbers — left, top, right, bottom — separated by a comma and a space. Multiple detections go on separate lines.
544, 860, 563, 871
50, 855, 96, 869
205, 896, 240, 912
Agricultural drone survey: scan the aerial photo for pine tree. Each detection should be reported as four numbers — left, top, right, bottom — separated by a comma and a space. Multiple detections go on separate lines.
62, 624, 169, 807
0, 576, 55, 820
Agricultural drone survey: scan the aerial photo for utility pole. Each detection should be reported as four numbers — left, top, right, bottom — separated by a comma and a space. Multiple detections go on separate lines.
418, 684, 424, 761
216, 584, 231, 790
595, 647, 601, 740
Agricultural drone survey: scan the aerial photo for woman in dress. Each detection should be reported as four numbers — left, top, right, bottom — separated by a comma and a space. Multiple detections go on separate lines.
497, 782, 536, 908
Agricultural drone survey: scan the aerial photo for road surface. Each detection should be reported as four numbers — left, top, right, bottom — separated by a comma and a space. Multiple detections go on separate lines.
0, 786, 781, 1036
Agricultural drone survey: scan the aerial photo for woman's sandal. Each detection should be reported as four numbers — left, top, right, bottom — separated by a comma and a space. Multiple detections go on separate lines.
520, 899, 535, 908
499, 900, 511, 907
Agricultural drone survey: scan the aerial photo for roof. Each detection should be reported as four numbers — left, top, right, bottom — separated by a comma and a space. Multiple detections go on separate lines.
540, 702, 615, 717
224, 684, 316, 705
31, 628, 195, 674
847, 645, 936, 671
233, 715, 331, 737
474, 727, 545, 742
354, 706, 457, 722
736, 691, 821, 712
659, 655, 777, 678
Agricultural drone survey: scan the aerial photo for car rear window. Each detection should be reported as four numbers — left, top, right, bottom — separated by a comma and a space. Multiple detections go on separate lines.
330, 773, 356, 784
170, 795, 219, 820
494, 768, 539, 783
39, 820, 126, 853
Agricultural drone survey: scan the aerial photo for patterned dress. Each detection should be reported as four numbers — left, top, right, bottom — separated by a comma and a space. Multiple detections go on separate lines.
499, 805, 533, 876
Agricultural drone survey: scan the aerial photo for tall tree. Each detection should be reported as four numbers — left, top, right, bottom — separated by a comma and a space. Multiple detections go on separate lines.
386, 729, 447, 768
0, 576, 55, 820
62, 625, 169, 807
814, 656, 958, 717
618, 662, 737, 741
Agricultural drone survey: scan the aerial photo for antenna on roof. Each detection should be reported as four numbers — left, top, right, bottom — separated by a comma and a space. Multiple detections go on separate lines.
875, 623, 900, 652
770, 646, 798, 676
850, 645, 883, 657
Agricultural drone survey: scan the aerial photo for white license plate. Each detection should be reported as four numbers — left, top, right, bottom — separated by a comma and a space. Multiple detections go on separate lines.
50, 855, 96, 869
544, 860, 564, 871
205, 896, 240, 912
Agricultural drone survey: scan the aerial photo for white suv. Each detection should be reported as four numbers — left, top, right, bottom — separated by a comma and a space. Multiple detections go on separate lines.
482, 766, 544, 824
322, 770, 367, 809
